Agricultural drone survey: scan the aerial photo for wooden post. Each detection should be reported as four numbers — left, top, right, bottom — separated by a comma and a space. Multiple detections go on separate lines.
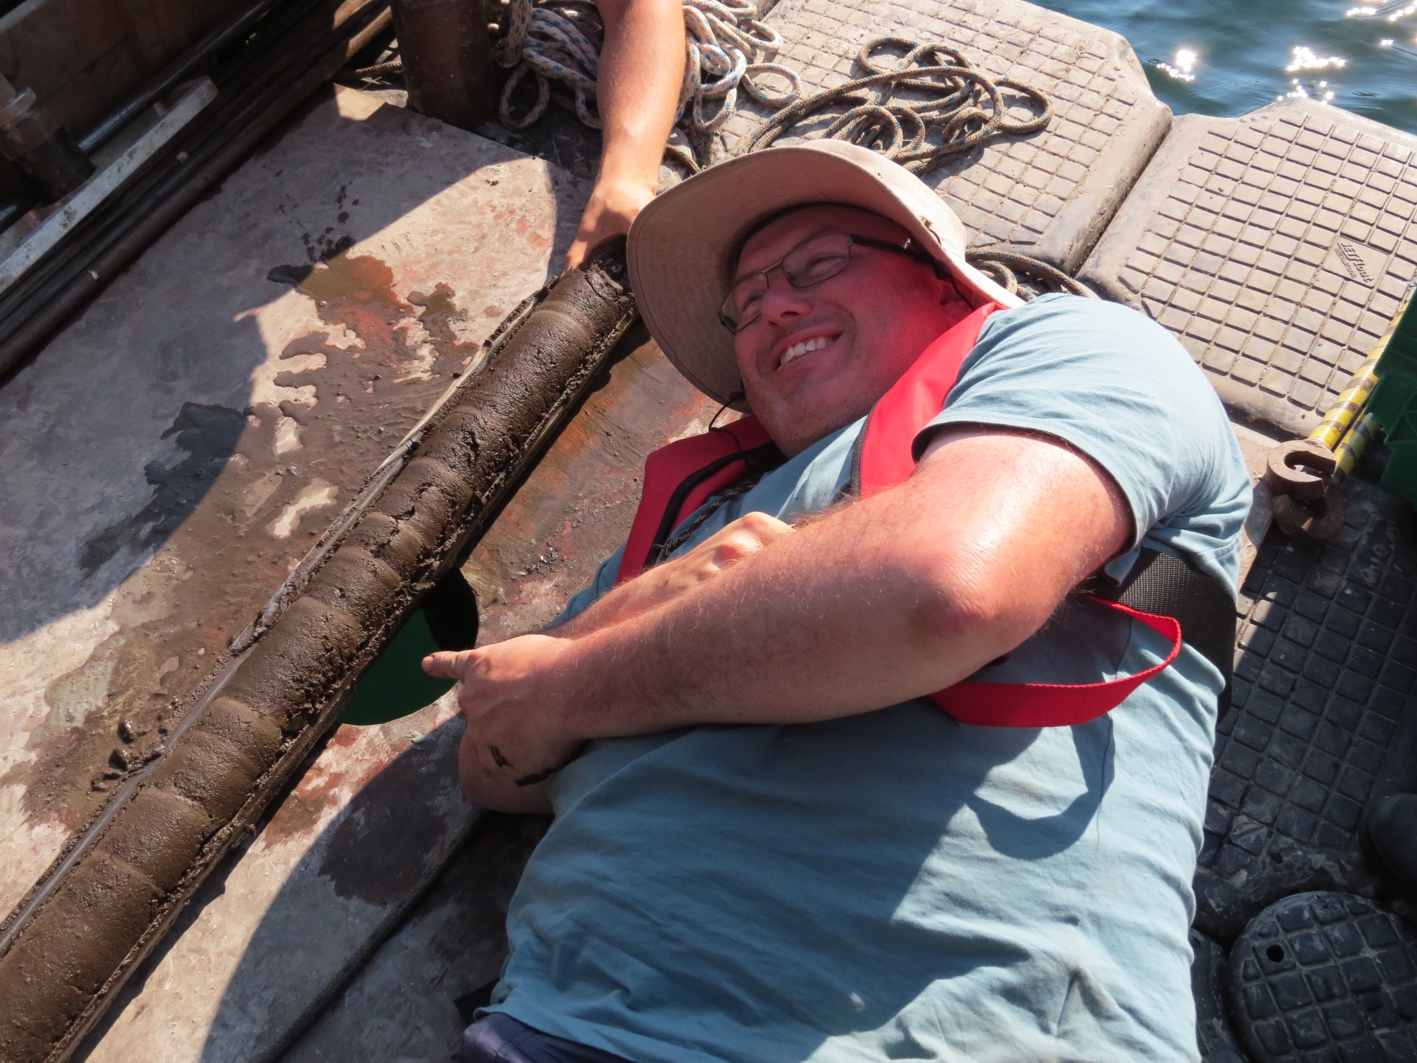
390, 0, 498, 131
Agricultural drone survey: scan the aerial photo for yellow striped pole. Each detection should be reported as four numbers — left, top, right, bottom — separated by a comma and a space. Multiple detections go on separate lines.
1309, 291, 1414, 451
1333, 411, 1379, 484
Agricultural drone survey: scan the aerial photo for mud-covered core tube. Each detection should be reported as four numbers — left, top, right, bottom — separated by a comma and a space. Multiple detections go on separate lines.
0, 245, 637, 1063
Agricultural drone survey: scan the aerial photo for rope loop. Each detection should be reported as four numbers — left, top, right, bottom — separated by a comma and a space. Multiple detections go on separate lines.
739, 63, 799, 108
967, 249, 1098, 299
498, 60, 552, 129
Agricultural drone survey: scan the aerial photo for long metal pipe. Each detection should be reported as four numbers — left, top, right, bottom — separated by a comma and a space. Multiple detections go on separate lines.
0, 0, 337, 337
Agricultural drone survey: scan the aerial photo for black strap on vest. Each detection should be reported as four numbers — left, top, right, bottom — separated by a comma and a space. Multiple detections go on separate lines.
852, 426, 1235, 710
1090, 547, 1236, 711
646, 441, 783, 568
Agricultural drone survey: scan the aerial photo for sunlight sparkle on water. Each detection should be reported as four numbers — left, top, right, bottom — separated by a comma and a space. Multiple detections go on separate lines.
1157, 47, 1198, 82
1285, 46, 1349, 72
1346, 0, 1417, 19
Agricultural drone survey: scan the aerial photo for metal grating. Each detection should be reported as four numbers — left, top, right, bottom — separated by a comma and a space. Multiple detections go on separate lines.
1227, 892, 1417, 1063
1195, 478, 1417, 942
1081, 98, 1417, 441
717, 0, 1171, 271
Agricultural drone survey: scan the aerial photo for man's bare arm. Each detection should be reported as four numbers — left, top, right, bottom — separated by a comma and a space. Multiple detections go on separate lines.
564, 0, 685, 269
443, 513, 791, 812
428, 425, 1131, 798
554, 511, 793, 637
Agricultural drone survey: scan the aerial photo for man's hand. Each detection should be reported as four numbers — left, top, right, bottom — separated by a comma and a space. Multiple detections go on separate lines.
425, 633, 580, 811
425, 513, 791, 811
564, 175, 656, 271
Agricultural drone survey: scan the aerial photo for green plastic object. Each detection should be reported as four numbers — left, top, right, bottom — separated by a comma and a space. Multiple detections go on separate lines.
339, 609, 455, 726
1365, 295, 1417, 504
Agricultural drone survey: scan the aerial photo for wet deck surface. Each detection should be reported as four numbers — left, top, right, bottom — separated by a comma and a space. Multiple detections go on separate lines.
0, 83, 590, 1062
73, 333, 721, 1063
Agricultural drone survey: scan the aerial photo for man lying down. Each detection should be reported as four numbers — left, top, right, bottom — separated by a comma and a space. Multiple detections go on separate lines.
425, 139, 1251, 1063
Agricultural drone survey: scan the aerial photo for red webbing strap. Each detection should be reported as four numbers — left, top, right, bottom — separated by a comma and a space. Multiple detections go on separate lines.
616, 417, 773, 585
931, 603, 1183, 727
858, 302, 1184, 728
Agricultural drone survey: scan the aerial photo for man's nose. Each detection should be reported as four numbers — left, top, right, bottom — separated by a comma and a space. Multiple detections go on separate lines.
758, 271, 813, 325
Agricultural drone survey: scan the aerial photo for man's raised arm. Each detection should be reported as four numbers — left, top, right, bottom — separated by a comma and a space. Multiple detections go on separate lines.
426, 423, 1130, 808
563, 0, 685, 270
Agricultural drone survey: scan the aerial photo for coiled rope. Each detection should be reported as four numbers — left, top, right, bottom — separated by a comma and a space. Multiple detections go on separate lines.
969, 249, 1095, 299
495, 0, 606, 128
737, 38, 1050, 174
490, 6, 1093, 297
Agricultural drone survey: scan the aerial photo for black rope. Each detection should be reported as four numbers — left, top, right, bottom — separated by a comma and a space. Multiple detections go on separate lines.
655, 473, 767, 561
739, 38, 1050, 175
966, 249, 1097, 299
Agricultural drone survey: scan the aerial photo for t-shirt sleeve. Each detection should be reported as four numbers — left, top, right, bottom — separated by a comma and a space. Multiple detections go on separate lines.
921, 294, 1252, 591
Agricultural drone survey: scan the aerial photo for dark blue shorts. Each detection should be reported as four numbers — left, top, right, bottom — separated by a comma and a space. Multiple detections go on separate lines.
454, 1013, 633, 1063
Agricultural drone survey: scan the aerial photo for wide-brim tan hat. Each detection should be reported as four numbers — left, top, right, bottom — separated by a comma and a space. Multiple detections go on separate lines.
626, 139, 1024, 410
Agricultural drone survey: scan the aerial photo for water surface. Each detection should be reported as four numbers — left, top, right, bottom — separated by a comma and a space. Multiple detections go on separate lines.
1032, 0, 1417, 134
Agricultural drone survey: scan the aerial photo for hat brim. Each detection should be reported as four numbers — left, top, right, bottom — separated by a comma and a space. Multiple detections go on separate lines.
626, 140, 1023, 410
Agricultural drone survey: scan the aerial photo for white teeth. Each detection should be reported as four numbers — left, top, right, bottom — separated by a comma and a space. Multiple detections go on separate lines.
780, 335, 830, 366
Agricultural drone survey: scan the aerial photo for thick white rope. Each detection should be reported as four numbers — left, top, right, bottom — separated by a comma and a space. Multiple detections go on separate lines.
494, 0, 800, 153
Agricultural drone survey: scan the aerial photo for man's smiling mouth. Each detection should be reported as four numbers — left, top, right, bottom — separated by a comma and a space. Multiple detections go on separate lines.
779, 334, 833, 368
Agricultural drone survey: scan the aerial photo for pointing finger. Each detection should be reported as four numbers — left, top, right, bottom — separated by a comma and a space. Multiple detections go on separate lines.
422, 650, 467, 679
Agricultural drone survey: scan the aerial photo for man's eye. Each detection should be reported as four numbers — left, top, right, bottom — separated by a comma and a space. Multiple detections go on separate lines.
736, 287, 765, 316
795, 252, 848, 283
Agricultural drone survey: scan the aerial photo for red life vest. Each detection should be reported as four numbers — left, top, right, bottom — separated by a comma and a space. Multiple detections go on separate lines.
616, 305, 1183, 728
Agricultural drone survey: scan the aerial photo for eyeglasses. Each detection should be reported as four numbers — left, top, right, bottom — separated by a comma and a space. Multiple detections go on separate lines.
719, 232, 936, 333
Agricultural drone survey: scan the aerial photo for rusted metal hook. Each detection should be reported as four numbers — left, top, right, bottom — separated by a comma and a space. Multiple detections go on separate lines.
1263, 438, 1346, 544
1271, 484, 1346, 544
1263, 438, 1337, 501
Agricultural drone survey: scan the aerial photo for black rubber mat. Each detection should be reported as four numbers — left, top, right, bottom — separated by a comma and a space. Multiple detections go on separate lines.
1227, 891, 1417, 1062
1193, 929, 1251, 1063
1081, 97, 1417, 440
1196, 478, 1417, 941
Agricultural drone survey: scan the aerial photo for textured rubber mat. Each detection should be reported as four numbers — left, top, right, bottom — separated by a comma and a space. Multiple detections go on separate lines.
1227, 892, 1417, 1063
719, 0, 1171, 271
1192, 929, 1250, 1063
1196, 478, 1417, 942
1080, 98, 1417, 440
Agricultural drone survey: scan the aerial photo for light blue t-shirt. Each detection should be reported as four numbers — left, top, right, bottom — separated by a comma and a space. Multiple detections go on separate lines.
486, 295, 1252, 1062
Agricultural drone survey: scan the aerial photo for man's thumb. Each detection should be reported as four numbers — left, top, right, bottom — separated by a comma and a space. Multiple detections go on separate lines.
422, 651, 466, 679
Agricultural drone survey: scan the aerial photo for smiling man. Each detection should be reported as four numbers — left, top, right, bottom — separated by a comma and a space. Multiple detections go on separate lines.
426, 140, 1251, 1063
